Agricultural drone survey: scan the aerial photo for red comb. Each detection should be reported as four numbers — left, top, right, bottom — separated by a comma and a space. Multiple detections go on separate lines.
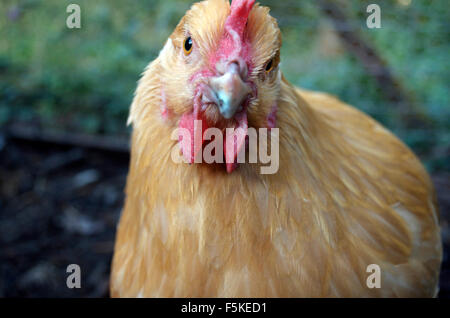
226, 0, 256, 36
210, 0, 255, 68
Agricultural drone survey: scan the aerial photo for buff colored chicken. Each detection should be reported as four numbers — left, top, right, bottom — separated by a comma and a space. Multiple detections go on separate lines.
110, 0, 442, 297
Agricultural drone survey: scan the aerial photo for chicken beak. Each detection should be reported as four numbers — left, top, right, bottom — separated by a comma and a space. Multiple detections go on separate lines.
209, 62, 252, 119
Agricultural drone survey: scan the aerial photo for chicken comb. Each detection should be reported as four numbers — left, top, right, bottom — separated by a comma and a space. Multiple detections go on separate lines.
212, 0, 255, 65
226, 0, 256, 37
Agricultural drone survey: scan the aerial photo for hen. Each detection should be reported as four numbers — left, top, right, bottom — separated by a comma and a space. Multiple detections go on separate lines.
110, 0, 442, 297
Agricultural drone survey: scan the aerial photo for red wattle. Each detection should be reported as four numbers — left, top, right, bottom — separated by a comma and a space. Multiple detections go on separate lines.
224, 111, 248, 173
179, 113, 209, 164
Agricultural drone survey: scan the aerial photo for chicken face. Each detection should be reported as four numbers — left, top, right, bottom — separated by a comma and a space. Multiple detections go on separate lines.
160, 0, 282, 172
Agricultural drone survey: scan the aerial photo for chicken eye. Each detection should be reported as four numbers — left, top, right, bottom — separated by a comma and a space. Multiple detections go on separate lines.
183, 37, 193, 55
265, 59, 274, 73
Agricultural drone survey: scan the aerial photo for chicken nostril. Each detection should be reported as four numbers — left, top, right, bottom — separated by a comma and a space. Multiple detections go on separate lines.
227, 60, 248, 80
216, 59, 248, 79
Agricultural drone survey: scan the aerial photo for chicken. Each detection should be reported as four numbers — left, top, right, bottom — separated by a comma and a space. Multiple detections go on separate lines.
110, 0, 442, 297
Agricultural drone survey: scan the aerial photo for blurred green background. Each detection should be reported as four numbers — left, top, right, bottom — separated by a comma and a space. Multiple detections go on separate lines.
0, 0, 448, 172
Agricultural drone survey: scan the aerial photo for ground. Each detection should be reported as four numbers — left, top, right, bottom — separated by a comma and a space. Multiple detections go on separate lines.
0, 134, 448, 298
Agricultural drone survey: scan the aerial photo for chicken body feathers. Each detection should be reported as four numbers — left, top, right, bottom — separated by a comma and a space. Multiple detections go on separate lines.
111, 76, 441, 297
110, 0, 441, 297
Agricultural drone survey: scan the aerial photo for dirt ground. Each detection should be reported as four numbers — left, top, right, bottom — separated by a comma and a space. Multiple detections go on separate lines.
0, 134, 449, 298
